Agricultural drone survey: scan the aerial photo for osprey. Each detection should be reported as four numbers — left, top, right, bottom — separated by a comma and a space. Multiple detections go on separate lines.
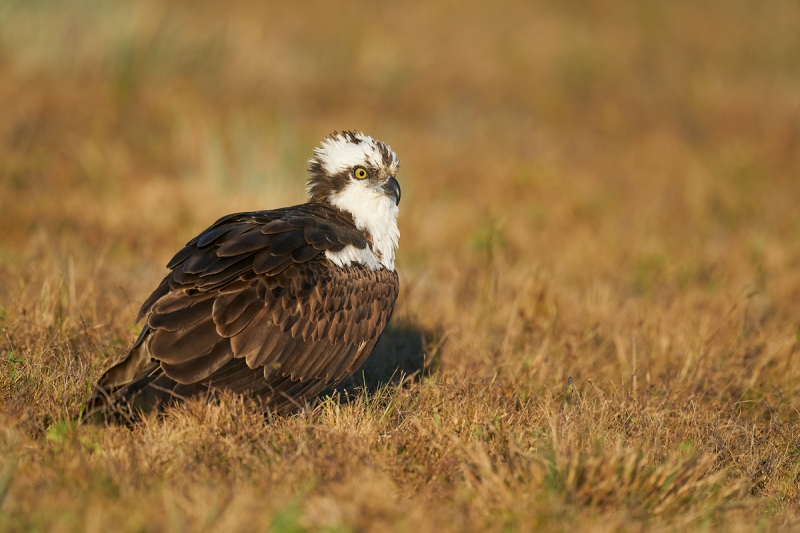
86, 131, 401, 422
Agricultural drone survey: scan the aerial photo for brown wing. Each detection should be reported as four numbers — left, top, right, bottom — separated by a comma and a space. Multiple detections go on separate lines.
96, 203, 399, 415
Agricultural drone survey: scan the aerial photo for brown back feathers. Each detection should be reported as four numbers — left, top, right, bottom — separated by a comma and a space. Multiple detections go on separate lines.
86, 203, 399, 422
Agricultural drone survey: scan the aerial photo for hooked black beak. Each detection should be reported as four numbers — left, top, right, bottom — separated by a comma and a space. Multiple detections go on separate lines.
382, 176, 401, 205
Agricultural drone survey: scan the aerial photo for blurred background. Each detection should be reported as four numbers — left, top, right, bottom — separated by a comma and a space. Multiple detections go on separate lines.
3, 1, 800, 528
1, 0, 799, 393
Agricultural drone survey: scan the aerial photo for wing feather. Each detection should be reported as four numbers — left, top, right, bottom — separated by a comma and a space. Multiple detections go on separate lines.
195, 224, 242, 248
148, 294, 216, 332
250, 327, 283, 369
291, 245, 321, 263
207, 358, 277, 393
149, 315, 220, 364
253, 250, 293, 275
268, 335, 299, 368
212, 287, 259, 325
161, 340, 234, 384
261, 219, 293, 234
284, 339, 329, 378
216, 300, 262, 338
301, 342, 344, 380
216, 229, 273, 257
230, 309, 273, 363
269, 230, 306, 255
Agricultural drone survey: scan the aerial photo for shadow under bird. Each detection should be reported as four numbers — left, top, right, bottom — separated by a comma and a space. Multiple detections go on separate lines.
85, 131, 402, 423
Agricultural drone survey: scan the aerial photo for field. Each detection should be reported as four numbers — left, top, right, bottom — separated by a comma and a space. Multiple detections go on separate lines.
2, 0, 800, 530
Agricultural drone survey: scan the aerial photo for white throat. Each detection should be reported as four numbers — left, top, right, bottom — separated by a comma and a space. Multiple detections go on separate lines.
326, 181, 399, 271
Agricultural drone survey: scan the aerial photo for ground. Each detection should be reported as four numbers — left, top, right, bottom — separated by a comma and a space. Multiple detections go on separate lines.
1, 1, 800, 531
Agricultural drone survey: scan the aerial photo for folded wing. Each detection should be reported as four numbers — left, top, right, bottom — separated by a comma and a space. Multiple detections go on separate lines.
93, 204, 399, 416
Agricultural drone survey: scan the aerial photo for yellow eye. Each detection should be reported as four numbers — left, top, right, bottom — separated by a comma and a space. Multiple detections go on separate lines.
353, 167, 368, 180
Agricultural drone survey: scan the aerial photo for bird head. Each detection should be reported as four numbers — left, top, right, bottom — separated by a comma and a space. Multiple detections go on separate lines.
307, 131, 401, 269
307, 131, 401, 209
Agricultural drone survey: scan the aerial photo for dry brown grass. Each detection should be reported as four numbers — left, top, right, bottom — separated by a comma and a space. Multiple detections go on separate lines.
2, 0, 800, 530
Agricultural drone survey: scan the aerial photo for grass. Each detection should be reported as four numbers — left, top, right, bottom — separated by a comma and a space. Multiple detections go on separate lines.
2, 0, 800, 530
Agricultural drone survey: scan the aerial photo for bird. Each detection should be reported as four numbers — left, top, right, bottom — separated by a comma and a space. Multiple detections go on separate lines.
84, 131, 402, 423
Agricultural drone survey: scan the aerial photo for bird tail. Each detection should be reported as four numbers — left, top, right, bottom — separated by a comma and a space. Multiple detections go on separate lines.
82, 326, 166, 424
